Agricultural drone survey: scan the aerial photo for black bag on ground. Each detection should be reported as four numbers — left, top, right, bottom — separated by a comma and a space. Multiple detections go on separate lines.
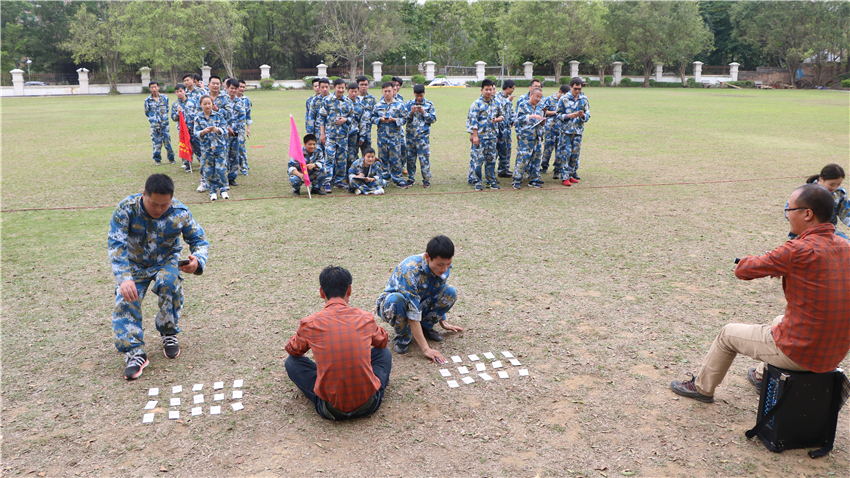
745, 365, 849, 458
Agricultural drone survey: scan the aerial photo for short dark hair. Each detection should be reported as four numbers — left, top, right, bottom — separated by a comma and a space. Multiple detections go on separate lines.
239, 79, 246, 86
530, 79, 542, 86
318, 77, 330, 85
355, 75, 368, 83
570, 77, 583, 87
144, 174, 174, 196
559, 84, 570, 93
226, 78, 240, 88
303, 133, 317, 144
392, 76, 403, 86
362, 147, 376, 156
382, 81, 394, 89
332, 78, 346, 87
311, 77, 321, 85
199, 94, 212, 104
182, 73, 193, 81
503, 79, 515, 89
426, 235, 454, 259
148, 81, 159, 87
795, 184, 835, 223
413, 84, 425, 94
174, 84, 185, 91
319, 266, 352, 299
808, 163, 846, 183
209, 75, 221, 82
192, 73, 201, 81
481, 78, 495, 88
347, 81, 358, 90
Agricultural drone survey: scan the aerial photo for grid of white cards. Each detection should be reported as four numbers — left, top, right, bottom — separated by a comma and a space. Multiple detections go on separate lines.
142, 379, 245, 423
441, 351, 529, 388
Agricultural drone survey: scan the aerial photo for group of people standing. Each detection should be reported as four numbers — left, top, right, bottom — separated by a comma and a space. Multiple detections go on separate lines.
144, 73, 253, 202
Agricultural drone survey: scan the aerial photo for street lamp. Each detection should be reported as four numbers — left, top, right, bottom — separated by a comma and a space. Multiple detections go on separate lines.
201, 47, 206, 68
402, 56, 407, 77
25, 58, 32, 80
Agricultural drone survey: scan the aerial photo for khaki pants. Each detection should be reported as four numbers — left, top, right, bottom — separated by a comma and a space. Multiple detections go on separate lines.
695, 315, 805, 396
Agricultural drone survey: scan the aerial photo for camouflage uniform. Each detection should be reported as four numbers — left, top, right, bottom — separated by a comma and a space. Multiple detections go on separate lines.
288, 146, 327, 193
144, 94, 175, 163
108, 193, 208, 355
193, 111, 230, 194
187, 87, 205, 104
495, 91, 515, 175
358, 92, 377, 154
216, 93, 245, 182
348, 158, 387, 195
238, 95, 253, 175
404, 98, 437, 183
395, 94, 407, 170
539, 93, 562, 175
318, 94, 355, 188
346, 97, 367, 173
512, 100, 547, 188
555, 92, 591, 181
305, 93, 320, 135
371, 97, 407, 186
466, 95, 503, 189
375, 254, 457, 348
171, 96, 200, 168
309, 93, 330, 138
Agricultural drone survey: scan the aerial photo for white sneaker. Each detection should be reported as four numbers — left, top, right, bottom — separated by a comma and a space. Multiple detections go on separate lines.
196, 183, 208, 192
220, 191, 230, 200
354, 189, 362, 195
209, 192, 217, 201
374, 187, 385, 195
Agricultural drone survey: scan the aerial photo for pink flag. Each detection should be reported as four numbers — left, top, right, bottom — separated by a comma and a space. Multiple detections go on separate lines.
289, 115, 310, 187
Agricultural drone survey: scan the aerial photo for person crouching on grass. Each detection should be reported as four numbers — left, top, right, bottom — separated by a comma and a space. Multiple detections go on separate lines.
348, 148, 386, 195
289, 134, 327, 196
194, 95, 230, 201
285, 266, 392, 420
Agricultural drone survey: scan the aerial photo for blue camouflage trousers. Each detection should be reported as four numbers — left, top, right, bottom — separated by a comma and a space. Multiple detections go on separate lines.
496, 128, 512, 174
151, 124, 175, 163
227, 135, 240, 181
350, 176, 386, 194
541, 127, 559, 173
405, 136, 432, 182
377, 134, 406, 185
188, 131, 201, 170
556, 133, 583, 179
238, 130, 249, 175
513, 135, 543, 187
469, 137, 499, 188
376, 286, 457, 346
202, 149, 229, 194
347, 133, 360, 174
289, 170, 326, 192
112, 264, 183, 354
325, 136, 349, 187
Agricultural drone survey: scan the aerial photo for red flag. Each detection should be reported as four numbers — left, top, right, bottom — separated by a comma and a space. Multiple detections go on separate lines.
289, 115, 310, 187
178, 111, 193, 162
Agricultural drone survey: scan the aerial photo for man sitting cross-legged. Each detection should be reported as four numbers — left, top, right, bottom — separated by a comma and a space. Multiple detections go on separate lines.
670, 184, 850, 402
285, 266, 392, 420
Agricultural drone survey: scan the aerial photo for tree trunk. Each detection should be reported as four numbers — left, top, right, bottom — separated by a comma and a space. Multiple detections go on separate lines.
553, 61, 562, 84
106, 53, 119, 94
642, 61, 652, 87
598, 66, 606, 87
678, 64, 687, 86
350, 60, 358, 80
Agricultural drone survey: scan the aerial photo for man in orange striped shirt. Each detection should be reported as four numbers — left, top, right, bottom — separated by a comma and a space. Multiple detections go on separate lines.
285, 266, 391, 420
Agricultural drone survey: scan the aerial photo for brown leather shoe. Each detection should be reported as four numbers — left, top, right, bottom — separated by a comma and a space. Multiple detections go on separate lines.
670, 375, 714, 403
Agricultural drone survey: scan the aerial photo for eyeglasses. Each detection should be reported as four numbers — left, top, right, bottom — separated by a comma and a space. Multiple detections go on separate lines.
784, 207, 809, 220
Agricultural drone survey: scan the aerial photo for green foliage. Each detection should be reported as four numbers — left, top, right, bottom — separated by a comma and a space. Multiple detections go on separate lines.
411, 74, 426, 85
727, 80, 755, 88
381, 74, 394, 84
841, 79, 850, 88
587, 80, 600, 87
687, 77, 699, 88
303, 77, 316, 88
648, 80, 684, 88
605, 76, 614, 86
543, 80, 557, 87
619, 78, 640, 87
260, 78, 275, 90
485, 75, 497, 83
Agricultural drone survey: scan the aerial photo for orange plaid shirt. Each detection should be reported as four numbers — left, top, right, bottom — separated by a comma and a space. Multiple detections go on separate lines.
735, 223, 850, 372
285, 298, 389, 412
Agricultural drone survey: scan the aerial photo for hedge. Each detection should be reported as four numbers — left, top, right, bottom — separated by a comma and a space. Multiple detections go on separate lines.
260, 78, 275, 90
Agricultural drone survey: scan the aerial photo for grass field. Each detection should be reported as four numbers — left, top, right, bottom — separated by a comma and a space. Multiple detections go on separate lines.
1, 86, 849, 477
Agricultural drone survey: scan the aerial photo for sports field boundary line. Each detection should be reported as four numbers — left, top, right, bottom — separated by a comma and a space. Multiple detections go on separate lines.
0, 175, 804, 214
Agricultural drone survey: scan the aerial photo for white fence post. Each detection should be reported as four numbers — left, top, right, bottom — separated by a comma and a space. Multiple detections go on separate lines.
523, 61, 534, 80
10, 69, 24, 95
569, 60, 579, 78
260, 64, 271, 80
424, 61, 436, 81
655, 63, 663, 81
693, 61, 703, 83
139, 66, 151, 87
612, 62, 623, 86
372, 61, 382, 81
729, 62, 740, 82
201, 65, 211, 85
475, 61, 486, 81
77, 67, 90, 94
317, 63, 328, 77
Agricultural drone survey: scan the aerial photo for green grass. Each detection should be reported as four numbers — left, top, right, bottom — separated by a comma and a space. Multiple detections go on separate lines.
1, 87, 849, 477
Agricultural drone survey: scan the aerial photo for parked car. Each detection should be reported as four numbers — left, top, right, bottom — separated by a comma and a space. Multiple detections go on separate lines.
24, 81, 48, 86
427, 78, 465, 87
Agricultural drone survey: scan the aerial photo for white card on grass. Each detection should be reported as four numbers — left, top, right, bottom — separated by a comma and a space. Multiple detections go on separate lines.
142, 413, 155, 424
231, 402, 244, 411
214, 393, 225, 401
148, 388, 159, 396
457, 366, 469, 374
232, 390, 243, 399
461, 376, 475, 385
170, 397, 181, 406
168, 410, 180, 420
213, 381, 224, 390
144, 400, 158, 410
483, 352, 495, 359
439, 369, 451, 377
518, 368, 529, 376
501, 351, 514, 358
233, 379, 244, 388
451, 355, 462, 363
468, 354, 480, 361
478, 373, 493, 381
475, 363, 486, 372
191, 407, 202, 416
447, 380, 460, 388
492, 360, 503, 368
210, 406, 221, 415
497, 371, 509, 379
509, 358, 522, 366
172, 385, 182, 394
193, 394, 204, 404
192, 384, 203, 392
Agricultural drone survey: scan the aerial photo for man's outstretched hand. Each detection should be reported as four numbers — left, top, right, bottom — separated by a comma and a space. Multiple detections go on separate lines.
180, 254, 199, 274
440, 321, 464, 333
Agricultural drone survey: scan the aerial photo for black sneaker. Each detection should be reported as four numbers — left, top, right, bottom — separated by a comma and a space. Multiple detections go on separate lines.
423, 328, 444, 342
474, 184, 484, 191
124, 351, 149, 380
498, 171, 513, 178
162, 335, 180, 359
423, 180, 431, 188
317, 188, 327, 196
393, 342, 409, 354
747, 367, 763, 391
488, 183, 501, 190
670, 374, 714, 403
229, 178, 239, 186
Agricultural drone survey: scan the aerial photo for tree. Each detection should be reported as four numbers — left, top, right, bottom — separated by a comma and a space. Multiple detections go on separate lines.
1, 1, 80, 83
316, 1, 405, 79
191, 0, 246, 79
663, 2, 713, 85
62, 2, 126, 93
698, 1, 766, 69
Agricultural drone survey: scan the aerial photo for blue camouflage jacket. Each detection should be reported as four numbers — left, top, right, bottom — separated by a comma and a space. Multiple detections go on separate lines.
144, 95, 170, 128
495, 91, 515, 130
404, 98, 437, 138
171, 97, 198, 126
108, 193, 208, 285
319, 94, 355, 138
240, 95, 253, 126
378, 254, 452, 321
288, 147, 325, 175
541, 94, 562, 133
372, 97, 406, 137
193, 110, 228, 152
348, 158, 383, 182
466, 95, 502, 140
556, 92, 591, 135
514, 99, 546, 140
